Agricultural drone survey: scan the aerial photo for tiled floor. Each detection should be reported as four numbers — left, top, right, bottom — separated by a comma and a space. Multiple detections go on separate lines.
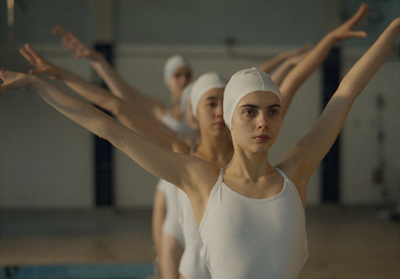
1, 205, 399, 278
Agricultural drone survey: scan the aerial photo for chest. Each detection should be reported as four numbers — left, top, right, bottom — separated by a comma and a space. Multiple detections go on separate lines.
222, 175, 284, 199
199, 184, 307, 278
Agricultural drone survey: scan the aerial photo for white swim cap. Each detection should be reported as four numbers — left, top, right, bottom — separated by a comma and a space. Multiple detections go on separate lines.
190, 72, 227, 116
164, 54, 191, 86
223, 68, 282, 129
180, 82, 194, 114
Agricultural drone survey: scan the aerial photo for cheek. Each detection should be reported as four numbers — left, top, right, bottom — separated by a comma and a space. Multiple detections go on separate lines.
196, 109, 212, 125
170, 77, 179, 86
271, 120, 282, 134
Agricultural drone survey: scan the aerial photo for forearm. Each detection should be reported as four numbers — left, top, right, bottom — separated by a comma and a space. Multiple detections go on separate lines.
58, 67, 176, 144
88, 56, 151, 109
115, 102, 178, 150
27, 76, 185, 187
58, 69, 124, 115
289, 19, 400, 177
28, 76, 115, 140
257, 53, 289, 74
258, 43, 312, 74
338, 19, 400, 99
279, 33, 337, 114
270, 60, 296, 87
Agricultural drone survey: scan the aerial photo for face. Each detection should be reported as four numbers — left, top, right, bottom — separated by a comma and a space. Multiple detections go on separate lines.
231, 91, 282, 153
196, 88, 230, 138
169, 66, 192, 98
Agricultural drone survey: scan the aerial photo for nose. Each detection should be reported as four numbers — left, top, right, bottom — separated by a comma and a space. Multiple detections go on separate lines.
257, 112, 269, 129
180, 75, 191, 86
215, 103, 223, 117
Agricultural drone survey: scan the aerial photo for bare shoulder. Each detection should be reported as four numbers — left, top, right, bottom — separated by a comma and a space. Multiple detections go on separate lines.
275, 145, 311, 207
186, 157, 220, 194
183, 158, 220, 226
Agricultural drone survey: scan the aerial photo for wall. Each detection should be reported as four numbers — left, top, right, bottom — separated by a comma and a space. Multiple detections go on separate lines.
341, 58, 400, 204
0, 0, 399, 209
0, 54, 94, 209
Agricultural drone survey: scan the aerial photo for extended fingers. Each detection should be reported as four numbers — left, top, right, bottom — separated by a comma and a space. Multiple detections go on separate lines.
20, 48, 36, 66
347, 4, 369, 27
52, 24, 70, 37
62, 35, 78, 51
24, 43, 43, 60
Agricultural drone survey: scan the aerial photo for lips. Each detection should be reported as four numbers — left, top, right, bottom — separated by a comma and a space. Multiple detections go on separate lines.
214, 121, 226, 127
254, 135, 270, 142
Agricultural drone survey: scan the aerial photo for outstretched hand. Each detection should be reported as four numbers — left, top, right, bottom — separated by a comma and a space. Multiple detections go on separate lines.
52, 25, 103, 61
20, 44, 63, 80
0, 69, 37, 91
331, 3, 369, 42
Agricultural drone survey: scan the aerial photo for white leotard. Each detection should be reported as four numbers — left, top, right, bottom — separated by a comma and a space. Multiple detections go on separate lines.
155, 111, 187, 245
199, 168, 308, 279
177, 189, 212, 279
156, 179, 184, 246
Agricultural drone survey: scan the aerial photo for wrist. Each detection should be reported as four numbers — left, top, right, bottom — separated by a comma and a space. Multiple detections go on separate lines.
93, 51, 107, 63
389, 18, 400, 31
325, 31, 341, 44
89, 53, 107, 68
57, 68, 70, 80
26, 75, 46, 91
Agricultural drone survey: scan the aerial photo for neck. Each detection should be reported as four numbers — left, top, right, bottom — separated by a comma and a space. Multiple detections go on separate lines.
170, 92, 181, 108
167, 102, 182, 119
195, 134, 233, 168
226, 145, 273, 182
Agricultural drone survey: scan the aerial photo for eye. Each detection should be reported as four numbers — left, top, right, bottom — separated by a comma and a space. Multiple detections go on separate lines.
207, 102, 217, 108
244, 109, 256, 117
269, 108, 279, 116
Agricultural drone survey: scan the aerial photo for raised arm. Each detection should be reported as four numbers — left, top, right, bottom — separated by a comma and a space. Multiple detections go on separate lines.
0, 70, 211, 194
19, 44, 182, 152
278, 18, 400, 203
257, 43, 312, 74
279, 4, 369, 117
52, 25, 167, 119
270, 49, 310, 87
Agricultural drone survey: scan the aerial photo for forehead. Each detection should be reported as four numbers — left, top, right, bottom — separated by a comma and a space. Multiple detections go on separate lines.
173, 66, 192, 75
199, 88, 225, 102
237, 91, 281, 107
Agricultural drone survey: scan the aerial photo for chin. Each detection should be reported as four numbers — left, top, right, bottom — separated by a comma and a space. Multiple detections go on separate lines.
251, 143, 272, 154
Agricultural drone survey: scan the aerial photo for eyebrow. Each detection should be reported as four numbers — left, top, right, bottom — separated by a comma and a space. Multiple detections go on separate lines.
206, 96, 219, 101
239, 103, 281, 109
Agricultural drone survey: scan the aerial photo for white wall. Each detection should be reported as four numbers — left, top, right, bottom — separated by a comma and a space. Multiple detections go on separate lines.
341, 57, 400, 204
0, 53, 94, 209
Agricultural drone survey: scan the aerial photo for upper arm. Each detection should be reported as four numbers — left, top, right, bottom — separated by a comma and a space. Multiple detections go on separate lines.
105, 122, 216, 198
136, 93, 167, 121
277, 91, 353, 185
